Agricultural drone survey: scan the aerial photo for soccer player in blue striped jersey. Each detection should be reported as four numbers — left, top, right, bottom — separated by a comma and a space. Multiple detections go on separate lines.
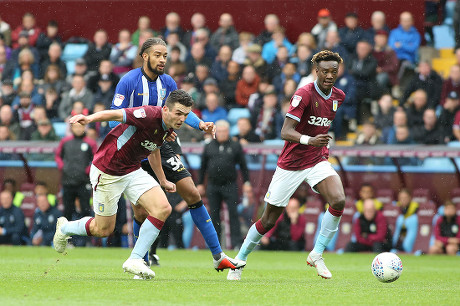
110, 38, 245, 273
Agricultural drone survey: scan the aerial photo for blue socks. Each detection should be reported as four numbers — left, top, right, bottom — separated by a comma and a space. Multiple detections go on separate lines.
130, 216, 163, 259
62, 217, 93, 236
133, 218, 149, 263
189, 201, 222, 256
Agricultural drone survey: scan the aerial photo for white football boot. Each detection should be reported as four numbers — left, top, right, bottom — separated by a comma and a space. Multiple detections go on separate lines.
227, 267, 243, 280
307, 251, 332, 279
123, 258, 155, 280
53, 217, 70, 253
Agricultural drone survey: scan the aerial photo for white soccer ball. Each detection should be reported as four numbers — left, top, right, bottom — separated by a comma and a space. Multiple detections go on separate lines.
371, 252, 403, 283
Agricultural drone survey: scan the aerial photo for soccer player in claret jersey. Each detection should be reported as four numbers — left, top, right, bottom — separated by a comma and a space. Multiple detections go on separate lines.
228, 50, 346, 280
52, 90, 235, 279
110, 37, 243, 272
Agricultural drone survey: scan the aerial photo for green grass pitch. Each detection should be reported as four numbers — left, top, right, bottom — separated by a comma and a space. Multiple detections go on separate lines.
0, 246, 459, 305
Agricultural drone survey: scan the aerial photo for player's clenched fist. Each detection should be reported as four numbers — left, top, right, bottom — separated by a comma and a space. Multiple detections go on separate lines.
308, 134, 332, 147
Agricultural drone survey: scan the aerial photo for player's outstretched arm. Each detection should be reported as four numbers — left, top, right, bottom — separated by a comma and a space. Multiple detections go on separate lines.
280, 117, 331, 147
147, 149, 176, 193
185, 111, 216, 138
69, 109, 124, 126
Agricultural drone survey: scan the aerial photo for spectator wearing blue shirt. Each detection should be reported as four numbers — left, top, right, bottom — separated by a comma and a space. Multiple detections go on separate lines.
201, 92, 228, 123
261, 27, 293, 65
30, 194, 62, 246
0, 190, 27, 245
388, 11, 421, 82
210, 45, 232, 83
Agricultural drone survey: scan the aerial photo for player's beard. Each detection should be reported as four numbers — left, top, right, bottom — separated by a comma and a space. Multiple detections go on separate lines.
147, 56, 165, 76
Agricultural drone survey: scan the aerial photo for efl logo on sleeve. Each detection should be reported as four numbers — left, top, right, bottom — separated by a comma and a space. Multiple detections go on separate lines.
113, 94, 125, 106
133, 108, 146, 118
291, 95, 302, 107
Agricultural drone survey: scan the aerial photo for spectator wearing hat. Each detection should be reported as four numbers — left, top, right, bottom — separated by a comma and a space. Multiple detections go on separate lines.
261, 26, 293, 65
372, 29, 399, 90
210, 13, 239, 51
0, 15, 11, 47
201, 92, 228, 123
255, 14, 280, 46
210, 45, 232, 83
339, 12, 366, 55
11, 12, 41, 49
440, 64, 460, 107
14, 92, 35, 140
36, 20, 63, 62
0, 80, 16, 106
86, 59, 119, 93
31, 118, 59, 141
439, 91, 460, 142
219, 61, 240, 109
243, 43, 268, 80
366, 11, 390, 42
311, 8, 337, 50
236, 65, 260, 107
66, 58, 91, 84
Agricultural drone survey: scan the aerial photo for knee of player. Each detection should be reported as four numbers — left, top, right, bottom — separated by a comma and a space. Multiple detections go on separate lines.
330, 198, 345, 211
158, 201, 172, 217
184, 189, 201, 205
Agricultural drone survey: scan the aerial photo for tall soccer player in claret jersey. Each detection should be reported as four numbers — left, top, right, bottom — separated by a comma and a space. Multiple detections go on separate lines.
228, 50, 346, 280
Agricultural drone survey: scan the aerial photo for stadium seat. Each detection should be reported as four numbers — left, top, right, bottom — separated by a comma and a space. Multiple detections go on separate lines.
303, 199, 324, 251
262, 139, 284, 170
376, 189, 394, 206
52, 122, 68, 139
382, 203, 400, 234
413, 201, 436, 253
412, 188, 431, 204
433, 24, 455, 49
230, 124, 239, 137
21, 196, 36, 232
20, 182, 35, 198
62, 43, 89, 75
334, 200, 356, 250
227, 108, 250, 126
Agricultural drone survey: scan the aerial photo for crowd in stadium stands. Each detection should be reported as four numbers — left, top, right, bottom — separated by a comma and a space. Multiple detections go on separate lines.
0, 4, 460, 254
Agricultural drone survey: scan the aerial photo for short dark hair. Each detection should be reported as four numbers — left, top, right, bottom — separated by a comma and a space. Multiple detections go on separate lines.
35, 181, 48, 188
165, 89, 194, 109
48, 20, 58, 28
139, 38, 167, 56
311, 50, 343, 65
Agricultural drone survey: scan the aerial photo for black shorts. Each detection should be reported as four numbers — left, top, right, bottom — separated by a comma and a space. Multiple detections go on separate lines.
141, 141, 191, 184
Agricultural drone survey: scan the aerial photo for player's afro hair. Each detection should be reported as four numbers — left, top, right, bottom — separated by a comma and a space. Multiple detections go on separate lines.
311, 50, 343, 65
166, 89, 194, 108
139, 38, 167, 56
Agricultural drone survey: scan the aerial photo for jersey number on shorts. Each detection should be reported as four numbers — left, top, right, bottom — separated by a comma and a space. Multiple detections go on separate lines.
167, 156, 184, 171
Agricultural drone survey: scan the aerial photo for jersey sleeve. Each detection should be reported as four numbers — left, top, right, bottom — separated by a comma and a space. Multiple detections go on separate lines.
123, 106, 160, 130
285, 89, 310, 122
110, 75, 133, 128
